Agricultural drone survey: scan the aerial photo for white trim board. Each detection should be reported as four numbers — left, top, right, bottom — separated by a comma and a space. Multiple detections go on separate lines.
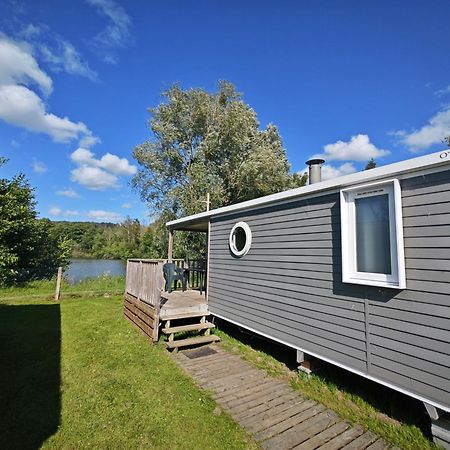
211, 311, 450, 414
167, 149, 450, 229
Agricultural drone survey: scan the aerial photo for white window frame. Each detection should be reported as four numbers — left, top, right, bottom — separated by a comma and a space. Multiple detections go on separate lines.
340, 179, 406, 289
229, 221, 252, 257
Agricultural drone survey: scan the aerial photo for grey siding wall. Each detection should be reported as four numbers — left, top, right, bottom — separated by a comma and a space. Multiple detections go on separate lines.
208, 169, 450, 410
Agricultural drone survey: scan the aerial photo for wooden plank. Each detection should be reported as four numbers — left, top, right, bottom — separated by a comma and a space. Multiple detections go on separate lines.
293, 421, 350, 450
226, 385, 293, 415
365, 439, 390, 450
249, 400, 316, 436
201, 368, 263, 390
124, 302, 155, 328
54, 266, 63, 301
224, 384, 290, 413
317, 425, 365, 450
213, 374, 272, 397
124, 306, 155, 333
160, 311, 210, 321
220, 385, 286, 413
124, 293, 156, 319
184, 355, 248, 375
180, 354, 240, 373
341, 431, 378, 449
123, 310, 152, 339
216, 379, 280, 403
162, 322, 215, 334
123, 308, 154, 335
181, 359, 245, 379
261, 410, 339, 450
165, 335, 220, 349
240, 394, 306, 428
255, 403, 323, 442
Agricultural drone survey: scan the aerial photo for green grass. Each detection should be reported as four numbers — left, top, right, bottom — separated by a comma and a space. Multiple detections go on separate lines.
215, 328, 438, 450
0, 275, 125, 300
0, 294, 256, 449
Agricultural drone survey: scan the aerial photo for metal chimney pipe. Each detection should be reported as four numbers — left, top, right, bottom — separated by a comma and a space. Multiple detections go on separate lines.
305, 158, 325, 184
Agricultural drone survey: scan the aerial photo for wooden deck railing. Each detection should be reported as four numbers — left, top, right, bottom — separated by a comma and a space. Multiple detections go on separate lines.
124, 259, 169, 342
123, 258, 207, 342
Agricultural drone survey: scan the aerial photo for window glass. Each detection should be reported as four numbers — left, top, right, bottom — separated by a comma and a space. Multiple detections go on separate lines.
229, 221, 252, 257
355, 194, 391, 274
233, 227, 247, 252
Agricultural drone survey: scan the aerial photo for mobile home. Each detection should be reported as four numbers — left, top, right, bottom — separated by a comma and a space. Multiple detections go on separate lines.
166, 150, 450, 442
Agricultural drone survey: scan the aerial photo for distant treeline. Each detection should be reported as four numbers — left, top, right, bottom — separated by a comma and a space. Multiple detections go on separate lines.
51, 213, 208, 262
51, 219, 145, 260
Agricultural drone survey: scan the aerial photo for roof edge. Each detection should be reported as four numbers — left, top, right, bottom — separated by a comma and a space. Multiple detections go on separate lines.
167, 149, 450, 229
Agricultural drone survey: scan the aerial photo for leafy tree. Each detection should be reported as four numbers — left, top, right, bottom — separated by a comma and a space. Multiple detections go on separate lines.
0, 170, 71, 286
132, 81, 303, 217
364, 158, 377, 170
132, 81, 306, 259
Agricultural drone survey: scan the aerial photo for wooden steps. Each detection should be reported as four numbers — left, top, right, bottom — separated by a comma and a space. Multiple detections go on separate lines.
162, 322, 215, 334
161, 311, 219, 352
160, 311, 211, 321
166, 335, 220, 350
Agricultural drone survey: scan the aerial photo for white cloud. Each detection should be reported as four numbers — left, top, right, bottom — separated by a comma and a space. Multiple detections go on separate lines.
394, 107, 450, 152
0, 35, 52, 95
79, 133, 101, 148
71, 148, 137, 175
32, 159, 47, 174
317, 134, 390, 162
87, 0, 131, 64
87, 209, 123, 222
321, 162, 357, 181
56, 188, 79, 198
97, 153, 137, 175
71, 165, 119, 190
48, 207, 80, 217
0, 35, 98, 143
39, 40, 97, 81
0, 84, 89, 142
70, 147, 136, 190
121, 202, 131, 208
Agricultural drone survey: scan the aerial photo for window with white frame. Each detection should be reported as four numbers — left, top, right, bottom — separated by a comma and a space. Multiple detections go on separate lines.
340, 179, 406, 289
229, 222, 252, 257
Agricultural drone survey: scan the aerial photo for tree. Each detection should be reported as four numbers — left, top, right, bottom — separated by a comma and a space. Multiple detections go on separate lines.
132, 81, 306, 259
132, 81, 304, 218
443, 136, 450, 148
0, 167, 71, 286
364, 158, 377, 170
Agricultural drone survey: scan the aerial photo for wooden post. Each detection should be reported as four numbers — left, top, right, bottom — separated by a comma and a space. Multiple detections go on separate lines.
54, 266, 63, 301
168, 229, 174, 263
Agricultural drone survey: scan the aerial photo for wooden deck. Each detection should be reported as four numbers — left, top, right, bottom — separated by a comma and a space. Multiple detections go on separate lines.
173, 347, 393, 450
160, 289, 207, 320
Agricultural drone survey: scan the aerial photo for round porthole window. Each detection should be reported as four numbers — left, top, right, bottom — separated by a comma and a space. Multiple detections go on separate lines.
229, 222, 252, 257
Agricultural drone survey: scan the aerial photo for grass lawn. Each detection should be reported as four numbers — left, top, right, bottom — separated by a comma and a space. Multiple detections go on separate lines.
0, 276, 125, 300
0, 294, 256, 449
1, 278, 440, 450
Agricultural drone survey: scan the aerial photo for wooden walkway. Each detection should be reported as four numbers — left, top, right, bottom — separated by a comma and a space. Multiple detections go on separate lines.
173, 346, 393, 450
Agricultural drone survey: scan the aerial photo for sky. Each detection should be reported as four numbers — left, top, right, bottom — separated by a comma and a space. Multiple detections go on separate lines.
0, 0, 449, 224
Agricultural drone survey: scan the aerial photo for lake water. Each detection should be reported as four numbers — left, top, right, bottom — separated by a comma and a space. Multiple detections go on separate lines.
66, 259, 126, 283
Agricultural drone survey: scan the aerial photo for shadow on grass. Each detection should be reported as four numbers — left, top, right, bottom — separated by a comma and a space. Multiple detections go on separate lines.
0, 302, 61, 449
216, 318, 432, 438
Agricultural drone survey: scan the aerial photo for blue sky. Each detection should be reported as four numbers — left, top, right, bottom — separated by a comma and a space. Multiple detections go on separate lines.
1, 0, 449, 224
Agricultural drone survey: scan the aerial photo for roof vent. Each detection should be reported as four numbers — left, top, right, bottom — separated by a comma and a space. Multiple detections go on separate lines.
306, 158, 325, 184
